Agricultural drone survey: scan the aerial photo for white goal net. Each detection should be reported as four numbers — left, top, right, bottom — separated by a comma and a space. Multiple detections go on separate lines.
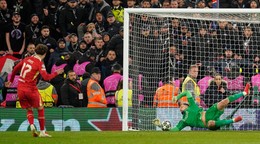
123, 9, 260, 131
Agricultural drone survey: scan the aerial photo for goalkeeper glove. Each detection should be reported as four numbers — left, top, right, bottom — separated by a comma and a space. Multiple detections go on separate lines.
152, 118, 162, 128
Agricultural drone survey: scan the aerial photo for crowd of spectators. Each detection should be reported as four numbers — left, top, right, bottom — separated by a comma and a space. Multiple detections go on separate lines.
0, 0, 260, 108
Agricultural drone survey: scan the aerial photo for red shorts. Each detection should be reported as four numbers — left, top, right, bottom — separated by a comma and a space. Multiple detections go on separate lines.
17, 86, 43, 108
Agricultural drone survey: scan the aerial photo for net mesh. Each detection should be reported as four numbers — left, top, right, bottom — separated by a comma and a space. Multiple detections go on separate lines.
127, 12, 260, 131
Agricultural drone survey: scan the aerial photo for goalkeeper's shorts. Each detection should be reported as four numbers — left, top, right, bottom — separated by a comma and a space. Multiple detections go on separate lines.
205, 103, 224, 123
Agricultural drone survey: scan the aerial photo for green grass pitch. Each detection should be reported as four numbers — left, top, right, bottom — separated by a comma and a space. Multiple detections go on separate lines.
1, 131, 260, 144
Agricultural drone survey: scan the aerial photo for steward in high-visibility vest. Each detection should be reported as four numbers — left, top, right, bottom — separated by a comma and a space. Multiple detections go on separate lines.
153, 81, 179, 108
115, 79, 133, 107
16, 80, 58, 108
86, 67, 107, 108
181, 65, 201, 105
37, 80, 58, 107
115, 89, 132, 107
111, 5, 124, 23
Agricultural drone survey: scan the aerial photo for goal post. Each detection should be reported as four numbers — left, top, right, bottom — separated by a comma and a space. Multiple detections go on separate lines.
123, 8, 260, 131
122, 10, 129, 131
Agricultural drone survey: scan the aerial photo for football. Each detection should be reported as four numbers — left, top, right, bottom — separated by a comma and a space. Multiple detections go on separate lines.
161, 120, 171, 131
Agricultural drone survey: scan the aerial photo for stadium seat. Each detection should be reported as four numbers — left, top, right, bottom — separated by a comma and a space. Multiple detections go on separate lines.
251, 74, 260, 92
51, 63, 67, 73
223, 75, 245, 103
198, 76, 213, 95
223, 75, 244, 91
73, 61, 90, 76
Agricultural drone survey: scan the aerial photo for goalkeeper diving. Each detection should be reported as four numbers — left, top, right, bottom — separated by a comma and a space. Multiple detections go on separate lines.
153, 83, 251, 131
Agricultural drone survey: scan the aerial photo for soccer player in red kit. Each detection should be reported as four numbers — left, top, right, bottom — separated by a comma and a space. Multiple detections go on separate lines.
6, 44, 64, 137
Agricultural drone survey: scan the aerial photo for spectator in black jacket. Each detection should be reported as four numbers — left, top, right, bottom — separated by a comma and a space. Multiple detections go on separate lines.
59, 0, 86, 37
48, 38, 68, 71
0, 0, 13, 51
43, 0, 63, 40
35, 25, 57, 71
81, 32, 93, 49
203, 73, 229, 107
71, 40, 88, 63
25, 14, 42, 45
7, 0, 32, 24
219, 0, 230, 8
102, 32, 111, 50
85, 37, 106, 67
238, 26, 260, 61
105, 12, 122, 37
107, 26, 123, 65
100, 49, 119, 80
230, 0, 247, 8
21, 43, 35, 59
94, 11, 106, 35
79, 0, 94, 23
5, 12, 26, 59
60, 70, 88, 107
92, 0, 111, 20
67, 33, 79, 52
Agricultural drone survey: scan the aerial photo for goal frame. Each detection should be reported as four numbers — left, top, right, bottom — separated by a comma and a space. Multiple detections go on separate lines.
122, 8, 260, 131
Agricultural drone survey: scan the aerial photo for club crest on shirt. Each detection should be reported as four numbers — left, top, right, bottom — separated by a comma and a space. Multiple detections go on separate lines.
41, 64, 46, 70
27, 59, 34, 64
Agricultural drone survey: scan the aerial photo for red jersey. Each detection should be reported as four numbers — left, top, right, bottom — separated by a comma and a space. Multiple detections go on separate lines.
10, 56, 58, 88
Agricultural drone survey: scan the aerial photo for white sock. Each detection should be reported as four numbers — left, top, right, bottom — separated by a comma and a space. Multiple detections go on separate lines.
30, 124, 35, 130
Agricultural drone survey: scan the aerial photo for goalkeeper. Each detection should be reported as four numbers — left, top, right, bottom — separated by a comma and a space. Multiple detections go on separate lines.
154, 83, 250, 131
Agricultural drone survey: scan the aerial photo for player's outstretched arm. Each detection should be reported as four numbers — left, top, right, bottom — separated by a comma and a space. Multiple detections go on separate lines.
172, 91, 187, 103
170, 120, 186, 132
170, 127, 180, 132
10, 60, 23, 83
40, 67, 64, 81
176, 91, 189, 100
185, 91, 197, 107
173, 91, 193, 102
